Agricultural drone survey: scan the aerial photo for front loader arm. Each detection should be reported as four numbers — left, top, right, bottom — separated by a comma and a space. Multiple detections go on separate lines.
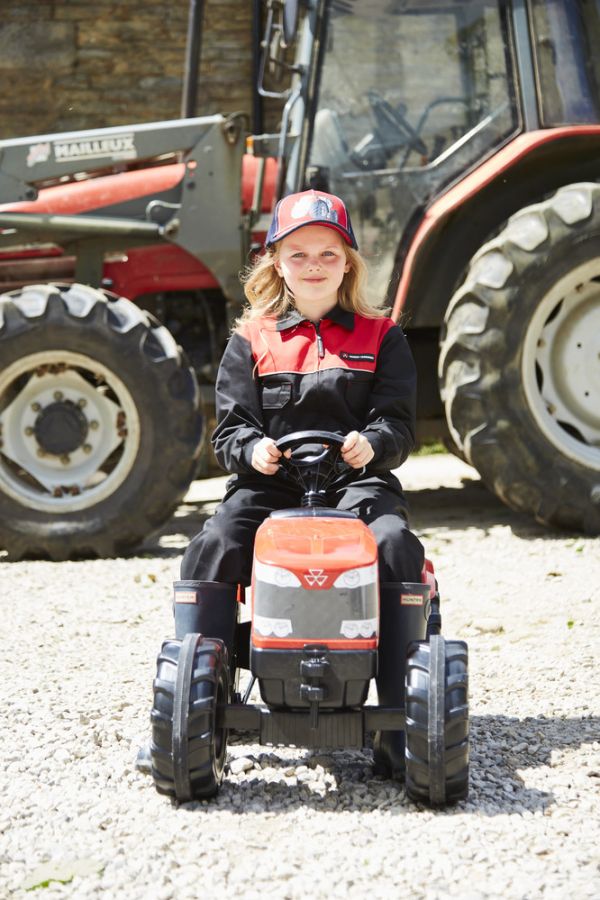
0, 116, 226, 202
0, 115, 247, 304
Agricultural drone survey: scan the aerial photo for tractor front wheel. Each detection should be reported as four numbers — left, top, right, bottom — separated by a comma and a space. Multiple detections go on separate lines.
405, 636, 469, 806
150, 634, 229, 802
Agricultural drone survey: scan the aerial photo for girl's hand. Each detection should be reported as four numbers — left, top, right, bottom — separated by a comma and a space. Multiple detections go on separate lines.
341, 431, 374, 468
251, 437, 286, 475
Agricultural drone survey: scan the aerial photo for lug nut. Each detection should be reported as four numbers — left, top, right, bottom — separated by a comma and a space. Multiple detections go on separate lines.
60, 454, 70, 465
53, 487, 63, 498
31, 402, 41, 412
36, 448, 45, 457
78, 398, 87, 408
83, 444, 92, 454
24, 426, 34, 436
90, 420, 99, 430
54, 391, 64, 401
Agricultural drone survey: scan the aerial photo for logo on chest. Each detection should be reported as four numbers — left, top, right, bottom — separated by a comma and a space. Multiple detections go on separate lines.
340, 352, 375, 363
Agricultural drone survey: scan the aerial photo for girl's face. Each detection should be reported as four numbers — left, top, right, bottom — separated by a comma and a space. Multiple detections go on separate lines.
274, 225, 351, 316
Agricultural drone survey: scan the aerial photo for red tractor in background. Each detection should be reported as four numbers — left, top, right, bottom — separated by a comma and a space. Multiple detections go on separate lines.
0, 0, 598, 560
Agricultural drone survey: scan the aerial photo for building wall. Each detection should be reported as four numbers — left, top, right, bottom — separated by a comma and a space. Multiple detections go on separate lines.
0, 0, 255, 139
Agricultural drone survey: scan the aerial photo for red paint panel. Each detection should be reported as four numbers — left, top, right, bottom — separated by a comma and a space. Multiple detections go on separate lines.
391, 125, 600, 319
241, 155, 278, 213
254, 516, 378, 572
103, 244, 219, 299
1, 153, 278, 218
0, 164, 186, 215
250, 634, 377, 650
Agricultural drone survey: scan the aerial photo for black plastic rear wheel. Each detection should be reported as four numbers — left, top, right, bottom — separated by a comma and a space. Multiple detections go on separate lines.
150, 634, 229, 802
405, 636, 469, 806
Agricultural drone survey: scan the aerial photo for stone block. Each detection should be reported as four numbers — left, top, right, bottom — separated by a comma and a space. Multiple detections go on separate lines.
0, 23, 76, 71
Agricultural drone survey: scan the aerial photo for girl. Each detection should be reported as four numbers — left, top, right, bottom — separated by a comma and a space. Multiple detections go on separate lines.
175, 189, 425, 778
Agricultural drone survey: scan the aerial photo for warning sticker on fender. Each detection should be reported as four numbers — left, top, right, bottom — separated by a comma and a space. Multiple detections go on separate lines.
400, 593, 424, 606
174, 591, 197, 604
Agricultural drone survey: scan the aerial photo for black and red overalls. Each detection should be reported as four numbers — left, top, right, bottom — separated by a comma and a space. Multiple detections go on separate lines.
180, 305, 424, 584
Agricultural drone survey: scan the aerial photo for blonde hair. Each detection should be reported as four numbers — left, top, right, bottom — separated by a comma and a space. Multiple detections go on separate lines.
235, 239, 386, 330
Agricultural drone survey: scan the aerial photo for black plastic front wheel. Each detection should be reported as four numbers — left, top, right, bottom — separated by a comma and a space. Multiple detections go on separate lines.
150, 634, 229, 802
0, 282, 203, 559
405, 636, 469, 806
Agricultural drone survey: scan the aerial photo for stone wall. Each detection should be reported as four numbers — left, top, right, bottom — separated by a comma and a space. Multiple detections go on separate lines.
0, 0, 255, 139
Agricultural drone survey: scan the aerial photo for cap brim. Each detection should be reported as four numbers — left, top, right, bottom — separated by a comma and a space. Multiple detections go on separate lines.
266, 220, 357, 249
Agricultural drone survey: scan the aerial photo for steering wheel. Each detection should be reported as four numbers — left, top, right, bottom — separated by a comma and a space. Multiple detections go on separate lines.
276, 430, 344, 465
367, 90, 428, 158
275, 431, 348, 500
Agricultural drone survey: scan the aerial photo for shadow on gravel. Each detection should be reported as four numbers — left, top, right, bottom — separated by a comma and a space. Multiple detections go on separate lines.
141, 476, 574, 560
169, 713, 599, 817
406, 479, 572, 541
467, 713, 600, 815
139, 500, 216, 558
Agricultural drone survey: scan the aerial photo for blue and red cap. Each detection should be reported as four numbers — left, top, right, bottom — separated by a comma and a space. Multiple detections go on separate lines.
266, 189, 358, 250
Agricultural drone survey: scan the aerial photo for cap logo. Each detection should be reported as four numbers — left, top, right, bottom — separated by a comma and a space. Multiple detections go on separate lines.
291, 194, 339, 225
266, 189, 357, 250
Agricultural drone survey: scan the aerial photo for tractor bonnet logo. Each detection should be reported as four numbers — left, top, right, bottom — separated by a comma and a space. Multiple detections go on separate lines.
27, 142, 51, 168
304, 568, 327, 586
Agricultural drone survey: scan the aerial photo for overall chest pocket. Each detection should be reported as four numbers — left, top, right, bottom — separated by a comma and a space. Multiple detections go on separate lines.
344, 374, 373, 415
261, 382, 292, 409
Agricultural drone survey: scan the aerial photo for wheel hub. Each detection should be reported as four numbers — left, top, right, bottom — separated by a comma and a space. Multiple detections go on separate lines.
523, 263, 600, 470
0, 354, 139, 512
34, 400, 89, 455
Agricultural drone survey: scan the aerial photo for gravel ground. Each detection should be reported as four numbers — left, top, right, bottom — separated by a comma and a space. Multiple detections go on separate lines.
1, 454, 599, 899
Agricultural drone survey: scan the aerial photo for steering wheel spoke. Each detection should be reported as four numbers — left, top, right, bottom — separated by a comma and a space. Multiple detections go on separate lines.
275, 431, 348, 500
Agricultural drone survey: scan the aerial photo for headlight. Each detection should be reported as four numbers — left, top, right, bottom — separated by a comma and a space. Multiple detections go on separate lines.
254, 560, 301, 587
254, 614, 293, 637
334, 563, 377, 588
340, 618, 378, 639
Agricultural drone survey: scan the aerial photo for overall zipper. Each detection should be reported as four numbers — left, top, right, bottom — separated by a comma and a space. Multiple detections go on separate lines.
314, 320, 324, 359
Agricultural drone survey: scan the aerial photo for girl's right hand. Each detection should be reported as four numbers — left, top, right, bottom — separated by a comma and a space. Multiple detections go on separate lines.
251, 437, 283, 475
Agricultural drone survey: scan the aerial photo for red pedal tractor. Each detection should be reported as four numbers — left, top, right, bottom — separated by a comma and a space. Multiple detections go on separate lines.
147, 432, 469, 807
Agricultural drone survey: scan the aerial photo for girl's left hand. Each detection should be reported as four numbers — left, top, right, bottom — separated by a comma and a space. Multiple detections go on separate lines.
341, 431, 374, 468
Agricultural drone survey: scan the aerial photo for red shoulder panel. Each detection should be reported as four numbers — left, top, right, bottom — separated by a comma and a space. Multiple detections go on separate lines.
242, 314, 394, 376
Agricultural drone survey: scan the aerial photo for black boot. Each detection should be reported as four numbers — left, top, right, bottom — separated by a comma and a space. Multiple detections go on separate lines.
373, 582, 429, 780
135, 580, 239, 775
172, 580, 239, 654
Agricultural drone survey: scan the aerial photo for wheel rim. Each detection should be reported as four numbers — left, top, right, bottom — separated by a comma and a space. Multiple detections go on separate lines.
0, 350, 141, 512
522, 261, 600, 471
213, 673, 228, 777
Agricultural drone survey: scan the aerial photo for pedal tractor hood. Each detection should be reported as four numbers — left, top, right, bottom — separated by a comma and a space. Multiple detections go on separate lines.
251, 515, 379, 650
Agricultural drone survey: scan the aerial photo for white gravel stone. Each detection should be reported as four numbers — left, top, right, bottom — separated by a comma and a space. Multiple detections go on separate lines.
1, 455, 599, 899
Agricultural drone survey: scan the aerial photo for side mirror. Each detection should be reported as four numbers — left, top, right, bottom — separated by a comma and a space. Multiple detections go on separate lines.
282, 0, 299, 46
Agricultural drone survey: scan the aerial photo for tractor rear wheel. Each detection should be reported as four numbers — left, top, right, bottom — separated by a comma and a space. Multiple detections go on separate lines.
0, 283, 203, 559
439, 183, 600, 534
405, 636, 469, 806
150, 634, 229, 802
